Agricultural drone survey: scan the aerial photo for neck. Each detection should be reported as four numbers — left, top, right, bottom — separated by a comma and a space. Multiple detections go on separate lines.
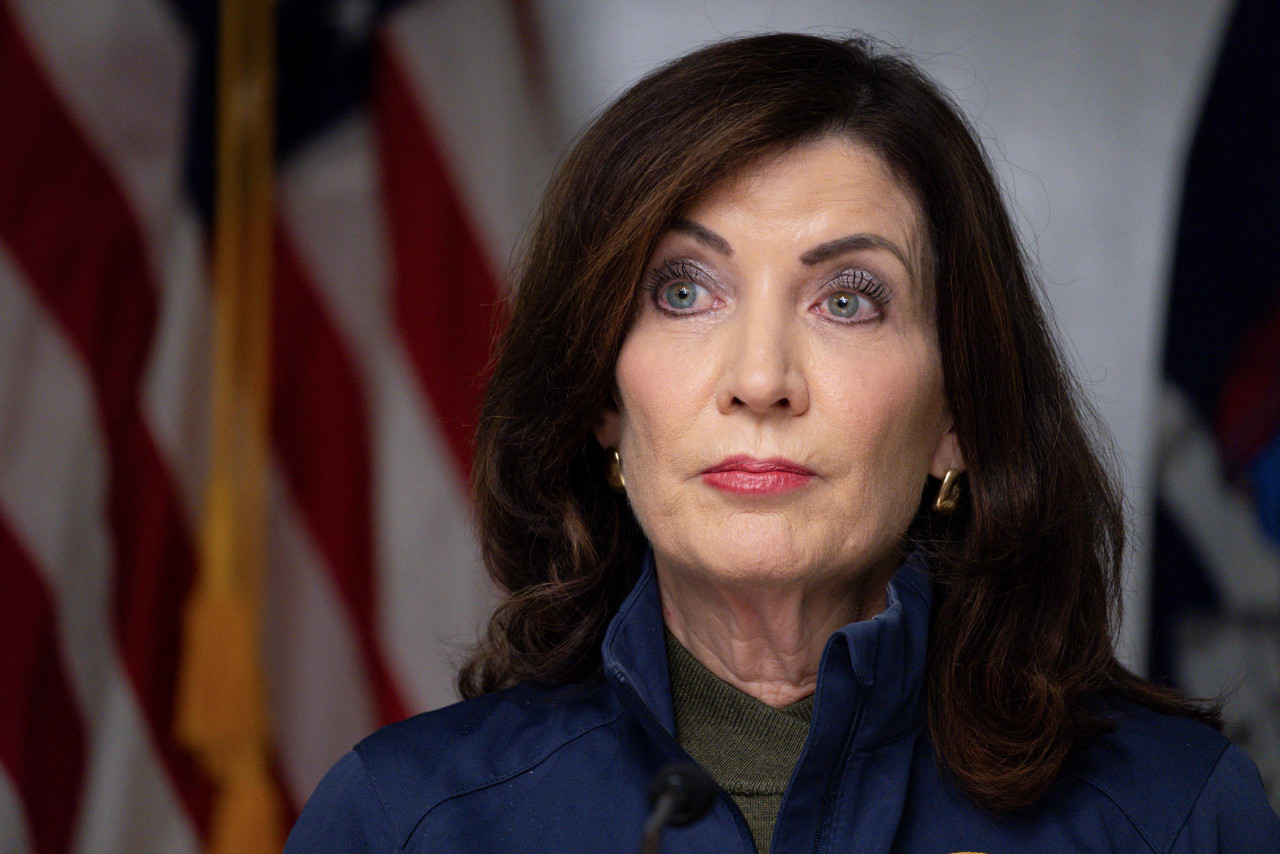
657, 558, 894, 708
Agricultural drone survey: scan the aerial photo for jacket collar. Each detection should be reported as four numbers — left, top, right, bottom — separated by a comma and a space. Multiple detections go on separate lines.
601, 548, 933, 750
602, 550, 679, 734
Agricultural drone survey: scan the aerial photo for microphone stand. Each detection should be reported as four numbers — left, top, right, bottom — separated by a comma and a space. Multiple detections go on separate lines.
640, 763, 715, 854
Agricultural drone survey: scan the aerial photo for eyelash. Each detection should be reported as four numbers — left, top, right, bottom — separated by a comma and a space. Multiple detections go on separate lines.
642, 260, 715, 315
815, 269, 890, 323
641, 259, 891, 320
824, 269, 889, 307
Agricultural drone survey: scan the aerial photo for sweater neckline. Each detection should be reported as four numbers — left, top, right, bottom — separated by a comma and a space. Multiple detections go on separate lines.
603, 548, 932, 753
664, 628, 813, 796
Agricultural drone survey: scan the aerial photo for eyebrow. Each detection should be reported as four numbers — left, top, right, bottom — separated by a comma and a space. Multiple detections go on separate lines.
671, 218, 733, 256
670, 219, 915, 281
799, 233, 915, 279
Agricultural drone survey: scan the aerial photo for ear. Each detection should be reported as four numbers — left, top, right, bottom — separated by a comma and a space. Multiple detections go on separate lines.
928, 415, 965, 479
593, 399, 621, 450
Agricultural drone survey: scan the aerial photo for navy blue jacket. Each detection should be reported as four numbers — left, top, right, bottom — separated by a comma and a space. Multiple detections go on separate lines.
286, 553, 1280, 852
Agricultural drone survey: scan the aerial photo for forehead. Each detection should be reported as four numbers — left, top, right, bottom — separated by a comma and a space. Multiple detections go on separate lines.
678, 137, 928, 281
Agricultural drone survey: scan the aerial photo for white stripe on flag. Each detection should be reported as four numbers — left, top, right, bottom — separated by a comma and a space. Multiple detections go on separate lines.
386, 0, 554, 280
0, 243, 112, 713
72, 675, 199, 854
278, 113, 490, 715
279, 117, 395, 365
141, 204, 212, 531
0, 229, 197, 854
265, 479, 379, 804
13, 0, 210, 510
9, 0, 195, 268
13, 0, 212, 532
1159, 381, 1280, 610
372, 343, 493, 713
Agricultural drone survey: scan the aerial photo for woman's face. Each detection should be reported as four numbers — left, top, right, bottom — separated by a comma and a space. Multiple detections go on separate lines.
595, 136, 963, 592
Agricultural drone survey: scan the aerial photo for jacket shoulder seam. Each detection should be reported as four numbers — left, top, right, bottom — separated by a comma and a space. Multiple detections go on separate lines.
1164, 741, 1233, 853
1069, 738, 1229, 854
400, 707, 627, 845
350, 748, 400, 851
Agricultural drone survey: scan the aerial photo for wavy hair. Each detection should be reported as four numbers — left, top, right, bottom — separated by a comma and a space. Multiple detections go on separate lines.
459, 32, 1219, 812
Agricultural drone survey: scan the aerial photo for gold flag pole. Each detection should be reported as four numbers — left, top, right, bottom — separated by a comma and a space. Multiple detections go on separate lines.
176, 0, 279, 850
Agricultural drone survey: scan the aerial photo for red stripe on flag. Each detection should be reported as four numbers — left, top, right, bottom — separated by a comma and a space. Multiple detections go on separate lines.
0, 517, 87, 854
0, 3, 214, 834
272, 228, 408, 725
1216, 294, 1280, 473
373, 37, 504, 478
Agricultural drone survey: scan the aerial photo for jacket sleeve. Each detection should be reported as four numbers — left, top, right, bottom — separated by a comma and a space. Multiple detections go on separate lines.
284, 749, 399, 853
1169, 743, 1280, 852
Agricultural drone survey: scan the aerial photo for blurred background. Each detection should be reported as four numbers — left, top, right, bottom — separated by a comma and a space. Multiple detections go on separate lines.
0, 0, 1275, 851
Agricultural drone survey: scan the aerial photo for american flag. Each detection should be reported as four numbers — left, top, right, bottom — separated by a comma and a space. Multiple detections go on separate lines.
1152, 0, 1280, 809
0, 0, 553, 850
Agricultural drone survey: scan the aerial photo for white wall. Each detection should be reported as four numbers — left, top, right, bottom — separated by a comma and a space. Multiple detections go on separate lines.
532, 0, 1236, 669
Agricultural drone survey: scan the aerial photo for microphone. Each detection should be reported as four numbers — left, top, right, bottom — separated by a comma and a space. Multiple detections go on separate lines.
641, 763, 716, 854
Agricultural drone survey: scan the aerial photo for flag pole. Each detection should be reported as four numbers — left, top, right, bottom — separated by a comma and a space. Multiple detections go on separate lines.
176, 0, 280, 849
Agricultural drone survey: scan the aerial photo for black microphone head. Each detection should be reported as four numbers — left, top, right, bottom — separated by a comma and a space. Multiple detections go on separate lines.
647, 762, 716, 827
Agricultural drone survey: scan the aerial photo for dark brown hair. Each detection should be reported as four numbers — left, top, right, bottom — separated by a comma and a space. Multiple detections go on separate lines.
461, 32, 1219, 812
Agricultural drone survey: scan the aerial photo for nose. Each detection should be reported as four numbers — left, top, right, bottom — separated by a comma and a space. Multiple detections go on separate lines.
715, 301, 809, 416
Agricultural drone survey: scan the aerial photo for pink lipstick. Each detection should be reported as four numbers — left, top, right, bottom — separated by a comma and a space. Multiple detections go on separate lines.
700, 456, 814, 495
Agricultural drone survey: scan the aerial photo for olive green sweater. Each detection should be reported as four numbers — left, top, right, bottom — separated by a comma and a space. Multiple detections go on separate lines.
665, 631, 814, 854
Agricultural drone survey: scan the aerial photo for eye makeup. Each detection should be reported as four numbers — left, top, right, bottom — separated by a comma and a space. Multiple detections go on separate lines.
643, 258, 709, 292
822, 268, 891, 307
641, 258, 718, 316
639, 253, 897, 324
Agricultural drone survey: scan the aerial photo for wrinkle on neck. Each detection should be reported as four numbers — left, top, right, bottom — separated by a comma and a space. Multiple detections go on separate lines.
656, 557, 892, 708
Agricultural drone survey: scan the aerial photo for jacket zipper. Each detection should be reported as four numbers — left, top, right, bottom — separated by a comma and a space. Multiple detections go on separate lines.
612, 666, 758, 853
810, 696, 864, 854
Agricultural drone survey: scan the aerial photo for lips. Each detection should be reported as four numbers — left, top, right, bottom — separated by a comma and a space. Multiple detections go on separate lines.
700, 455, 814, 495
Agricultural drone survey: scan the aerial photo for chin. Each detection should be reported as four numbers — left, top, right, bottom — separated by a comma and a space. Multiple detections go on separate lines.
683, 531, 837, 587
664, 518, 903, 589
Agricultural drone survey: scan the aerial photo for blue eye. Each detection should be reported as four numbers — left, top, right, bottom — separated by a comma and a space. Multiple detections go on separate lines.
827, 291, 861, 318
816, 269, 888, 323
645, 259, 715, 315
663, 282, 700, 310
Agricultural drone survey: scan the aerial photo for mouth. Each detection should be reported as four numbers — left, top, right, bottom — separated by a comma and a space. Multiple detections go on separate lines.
700, 455, 814, 495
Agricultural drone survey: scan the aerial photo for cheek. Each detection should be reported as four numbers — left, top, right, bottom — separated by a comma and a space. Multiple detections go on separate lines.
613, 331, 708, 460
816, 342, 946, 474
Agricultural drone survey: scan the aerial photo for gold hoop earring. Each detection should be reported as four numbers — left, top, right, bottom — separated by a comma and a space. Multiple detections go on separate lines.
933, 468, 962, 514
606, 448, 626, 494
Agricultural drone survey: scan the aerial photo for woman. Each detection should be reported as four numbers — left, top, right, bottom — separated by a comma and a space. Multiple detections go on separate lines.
286, 33, 1279, 852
